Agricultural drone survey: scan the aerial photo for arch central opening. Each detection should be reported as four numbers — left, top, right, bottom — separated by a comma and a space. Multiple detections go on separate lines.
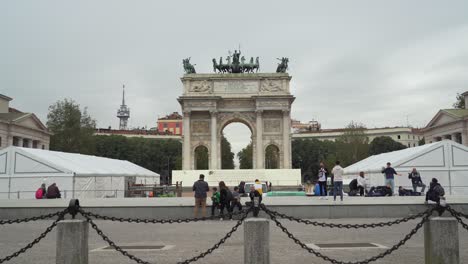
221, 122, 253, 169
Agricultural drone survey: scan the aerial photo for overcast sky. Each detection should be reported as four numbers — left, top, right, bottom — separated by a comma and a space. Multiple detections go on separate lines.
2, 1, 468, 164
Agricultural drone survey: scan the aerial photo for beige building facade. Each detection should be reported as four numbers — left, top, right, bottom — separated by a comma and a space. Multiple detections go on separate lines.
293, 127, 423, 148
422, 91, 468, 146
0, 94, 51, 150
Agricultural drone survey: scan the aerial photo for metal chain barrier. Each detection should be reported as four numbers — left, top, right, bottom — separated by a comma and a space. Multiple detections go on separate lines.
0, 210, 66, 225
0, 209, 68, 264
80, 207, 251, 264
78, 207, 250, 224
262, 206, 432, 228
262, 206, 433, 264
177, 208, 252, 264
447, 207, 468, 231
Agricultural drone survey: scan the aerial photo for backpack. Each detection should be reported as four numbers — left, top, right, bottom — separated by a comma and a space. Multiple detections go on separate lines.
35, 188, 44, 199
434, 184, 445, 197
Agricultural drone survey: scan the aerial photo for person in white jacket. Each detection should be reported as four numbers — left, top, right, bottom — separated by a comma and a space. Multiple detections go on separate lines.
357, 171, 368, 196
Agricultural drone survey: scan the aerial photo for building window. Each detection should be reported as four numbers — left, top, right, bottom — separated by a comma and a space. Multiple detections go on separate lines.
0, 136, 2, 147
408, 143, 410, 147
42, 145, 45, 150
176, 123, 180, 128
413, 143, 416, 147
413, 135, 415, 140
408, 135, 410, 139
397, 135, 401, 139
163, 123, 168, 128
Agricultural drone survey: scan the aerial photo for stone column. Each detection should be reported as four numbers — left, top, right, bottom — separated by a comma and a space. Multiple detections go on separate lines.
255, 110, 264, 169
244, 218, 270, 264
56, 220, 89, 264
210, 111, 218, 169
424, 217, 459, 264
282, 110, 291, 169
17, 137, 23, 147
26, 139, 33, 148
462, 131, 468, 146
182, 111, 192, 170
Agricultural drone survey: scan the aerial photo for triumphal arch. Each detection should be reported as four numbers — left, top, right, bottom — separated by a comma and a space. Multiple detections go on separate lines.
178, 51, 295, 170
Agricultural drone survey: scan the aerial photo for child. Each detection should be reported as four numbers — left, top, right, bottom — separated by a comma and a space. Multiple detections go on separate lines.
211, 187, 220, 217
231, 186, 242, 212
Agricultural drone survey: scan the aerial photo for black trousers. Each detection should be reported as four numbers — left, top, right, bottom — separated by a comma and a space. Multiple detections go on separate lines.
231, 200, 242, 211
357, 186, 365, 196
318, 181, 327, 196
220, 202, 232, 216
211, 202, 219, 216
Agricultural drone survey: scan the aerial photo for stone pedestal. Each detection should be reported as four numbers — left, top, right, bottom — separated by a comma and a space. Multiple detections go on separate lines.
244, 218, 269, 264
56, 220, 88, 264
424, 217, 459, 264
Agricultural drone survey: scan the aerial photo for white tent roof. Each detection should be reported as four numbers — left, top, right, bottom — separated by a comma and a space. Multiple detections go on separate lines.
0, 146, 158, 177
344, 140, 468, 174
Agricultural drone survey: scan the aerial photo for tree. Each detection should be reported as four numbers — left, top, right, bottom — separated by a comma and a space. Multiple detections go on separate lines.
265, 145, 280, 169
221, 135, 235, 169
238, 143, 253, 169
336, 121, 369, 164
418, 137, 425, 146
47, 99, 96, 154
194, 146, 209, 170
369, 136, 406, 155
453, 93, 465, 109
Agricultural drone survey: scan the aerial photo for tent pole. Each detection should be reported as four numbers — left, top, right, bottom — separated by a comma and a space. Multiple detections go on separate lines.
72, 173, 76, 198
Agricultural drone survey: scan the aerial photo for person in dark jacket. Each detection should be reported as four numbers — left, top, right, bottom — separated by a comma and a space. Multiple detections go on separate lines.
425, 178, 445, 205
192, 174, 209, 218
249, 185, 262, 217
218, 181, 232, 220
46, 183, 61, 199
408, 168, 426, 193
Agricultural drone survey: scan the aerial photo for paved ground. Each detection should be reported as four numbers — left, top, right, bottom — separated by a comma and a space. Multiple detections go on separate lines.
1, 216, 467, 264
2, 195, 468, 208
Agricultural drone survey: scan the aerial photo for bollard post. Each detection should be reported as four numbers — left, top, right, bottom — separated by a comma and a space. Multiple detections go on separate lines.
56, 220, 88, 264
424, 217, 459, 264
244, 218, 269, 264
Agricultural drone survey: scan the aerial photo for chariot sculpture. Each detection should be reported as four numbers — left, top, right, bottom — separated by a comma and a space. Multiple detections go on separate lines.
212, 50, 259, 73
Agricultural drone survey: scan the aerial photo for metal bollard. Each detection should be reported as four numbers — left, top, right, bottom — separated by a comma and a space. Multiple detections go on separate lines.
244, 218, 269, 264
56, 220, 88, 264
424, 217, 459, 264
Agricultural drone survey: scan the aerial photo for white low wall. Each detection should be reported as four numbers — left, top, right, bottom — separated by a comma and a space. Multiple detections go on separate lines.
172, 169, 301, 187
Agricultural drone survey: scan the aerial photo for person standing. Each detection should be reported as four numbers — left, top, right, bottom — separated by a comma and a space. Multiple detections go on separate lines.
317, 162, 329, 200
219, 181, 233, 220
210, 187, 220, 217
357, 171, 367, 196
381, 162, 401, 194
192, 174, 209, 218
331, 161, 344, 202
408, 168, 426, 193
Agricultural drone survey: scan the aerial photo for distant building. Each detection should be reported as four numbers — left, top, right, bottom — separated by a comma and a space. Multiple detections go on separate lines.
117, 85, 130, 130
422, 91, 468, 146
293, 126, 423, 148
94, 128, 181, 140
291, 119, 321, 133
0, 94, 51, 149
157, 112, 183, 135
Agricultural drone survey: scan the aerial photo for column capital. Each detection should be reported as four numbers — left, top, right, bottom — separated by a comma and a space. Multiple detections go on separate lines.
255, 109, 263, 116
209, 110, 218, 116
182, 110, 191, 117
282, 109, 290, 115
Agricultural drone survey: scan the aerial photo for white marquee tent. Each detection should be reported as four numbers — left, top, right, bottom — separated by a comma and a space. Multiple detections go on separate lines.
0, 146, 159, 199
344, 140, 468, 195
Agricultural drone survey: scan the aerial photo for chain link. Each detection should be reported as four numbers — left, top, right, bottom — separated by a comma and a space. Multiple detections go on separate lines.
0, 210, 66, 225
447, 207, 468, 231
79, 208, 249, 224
80, 208, 251, 264
263, 207, 432, 264
262, 206, 431, 229
0, 209, 67, 263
